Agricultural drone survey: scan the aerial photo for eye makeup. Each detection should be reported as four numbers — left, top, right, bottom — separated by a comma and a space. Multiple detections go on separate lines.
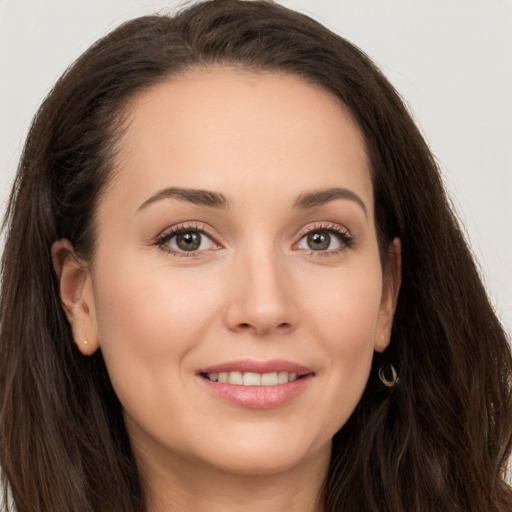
153, 220, 354, 259
294, 221, 355, 258
154, 222, 221, 258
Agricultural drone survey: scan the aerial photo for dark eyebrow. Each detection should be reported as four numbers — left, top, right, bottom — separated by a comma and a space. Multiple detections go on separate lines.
137, 187, 230, 212
293, 187, 368, 217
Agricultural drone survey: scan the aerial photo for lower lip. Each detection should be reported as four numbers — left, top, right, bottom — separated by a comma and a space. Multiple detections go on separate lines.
199, 375, 314, 409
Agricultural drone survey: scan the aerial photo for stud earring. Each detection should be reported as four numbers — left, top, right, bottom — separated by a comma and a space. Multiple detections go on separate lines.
83, 340, 89, 345
378, 362, 399, 387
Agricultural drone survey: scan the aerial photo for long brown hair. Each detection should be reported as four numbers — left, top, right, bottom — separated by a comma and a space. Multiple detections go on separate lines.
1, 1, 511, 511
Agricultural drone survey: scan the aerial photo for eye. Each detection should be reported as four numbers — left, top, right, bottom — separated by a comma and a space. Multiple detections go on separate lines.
295, 224, 353, 254
297, 230, 341, 251
170, 230, 208, 251
155, 224, 220, 256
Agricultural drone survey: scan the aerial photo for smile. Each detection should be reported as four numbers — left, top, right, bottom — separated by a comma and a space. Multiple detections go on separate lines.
203, 371, 299, 386
198, 360, 314, 408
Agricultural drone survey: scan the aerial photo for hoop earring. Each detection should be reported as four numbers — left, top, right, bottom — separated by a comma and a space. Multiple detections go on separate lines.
378, 363, 399, 387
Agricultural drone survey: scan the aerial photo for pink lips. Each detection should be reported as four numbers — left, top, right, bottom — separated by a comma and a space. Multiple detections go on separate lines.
198, 359, 314, 409
200, 359, 312, 376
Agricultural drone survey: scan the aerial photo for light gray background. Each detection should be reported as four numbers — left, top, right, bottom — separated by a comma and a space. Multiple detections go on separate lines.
1, 0, 511, 333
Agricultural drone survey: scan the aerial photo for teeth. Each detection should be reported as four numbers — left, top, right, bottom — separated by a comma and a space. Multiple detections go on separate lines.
243, 372, 261, 386
261, 372, 277, 386
205, 370, 301, 386
227, 371, 243, 385
277, 371, 288, 384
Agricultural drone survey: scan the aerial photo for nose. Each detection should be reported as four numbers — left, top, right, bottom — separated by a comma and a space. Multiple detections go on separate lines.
223, 247, 299, 337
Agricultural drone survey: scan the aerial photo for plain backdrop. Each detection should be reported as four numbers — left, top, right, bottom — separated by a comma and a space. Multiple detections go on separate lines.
0, 0, 511, 333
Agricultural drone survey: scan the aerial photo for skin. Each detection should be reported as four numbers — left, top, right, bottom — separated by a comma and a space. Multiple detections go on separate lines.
53, 68, 401, 512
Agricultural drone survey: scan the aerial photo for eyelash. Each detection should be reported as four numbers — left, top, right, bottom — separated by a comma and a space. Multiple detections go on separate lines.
153, 221, 354, 258
295, 222, 354, 257
154, 222, 219, 258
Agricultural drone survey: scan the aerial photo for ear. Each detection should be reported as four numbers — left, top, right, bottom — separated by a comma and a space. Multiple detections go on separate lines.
374, 237, 402, 353
51, 239, 99, 355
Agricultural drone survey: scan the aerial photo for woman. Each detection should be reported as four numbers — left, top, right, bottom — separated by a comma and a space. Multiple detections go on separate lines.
1, 1, 511, 511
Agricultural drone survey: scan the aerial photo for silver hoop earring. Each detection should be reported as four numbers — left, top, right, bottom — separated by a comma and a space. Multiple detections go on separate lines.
378, 363, 399, 387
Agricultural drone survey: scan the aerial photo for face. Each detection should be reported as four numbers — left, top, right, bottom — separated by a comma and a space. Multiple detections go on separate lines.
57, 69, 399, 483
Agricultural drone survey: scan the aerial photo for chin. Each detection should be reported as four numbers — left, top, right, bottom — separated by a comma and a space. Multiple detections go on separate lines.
195, 429, 332, 477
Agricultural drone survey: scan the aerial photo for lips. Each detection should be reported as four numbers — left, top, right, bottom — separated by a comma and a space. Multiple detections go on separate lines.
197, 359, 314, 408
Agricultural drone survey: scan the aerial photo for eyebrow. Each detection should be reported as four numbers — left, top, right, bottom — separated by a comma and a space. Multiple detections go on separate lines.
137, 185, 367, 216
293, 187, 368, 217
137, 187, 230, 212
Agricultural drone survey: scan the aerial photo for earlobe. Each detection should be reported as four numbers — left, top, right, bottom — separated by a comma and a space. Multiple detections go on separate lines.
51, 239, 99, 355
374, 237, 402, 353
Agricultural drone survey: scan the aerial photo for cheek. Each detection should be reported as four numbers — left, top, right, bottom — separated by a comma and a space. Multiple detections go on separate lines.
304, 260, 383, 350
91, 254, 222, 392
95, 253, 214, 336
303, 262, 383, 424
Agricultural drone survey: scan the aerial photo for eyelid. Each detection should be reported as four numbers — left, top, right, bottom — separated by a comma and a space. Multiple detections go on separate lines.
295, 221, 352, 239
293, 221, 354, 254
154, 221, 222, 257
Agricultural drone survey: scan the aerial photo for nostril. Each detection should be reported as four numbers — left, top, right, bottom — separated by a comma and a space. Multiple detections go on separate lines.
234, 321, 292, 335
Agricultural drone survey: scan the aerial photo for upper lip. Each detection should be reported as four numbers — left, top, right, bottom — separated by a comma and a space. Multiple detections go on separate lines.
198, 359, 314, 376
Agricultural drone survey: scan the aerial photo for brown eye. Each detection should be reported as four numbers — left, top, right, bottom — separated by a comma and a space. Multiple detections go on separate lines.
307, 231, 331, 251
161, 228, 218, 254
295, 226, 349, 254
176, 231, 202, 251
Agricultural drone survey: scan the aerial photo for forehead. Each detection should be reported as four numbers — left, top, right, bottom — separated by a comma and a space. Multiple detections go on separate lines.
108, 68, 373, 214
